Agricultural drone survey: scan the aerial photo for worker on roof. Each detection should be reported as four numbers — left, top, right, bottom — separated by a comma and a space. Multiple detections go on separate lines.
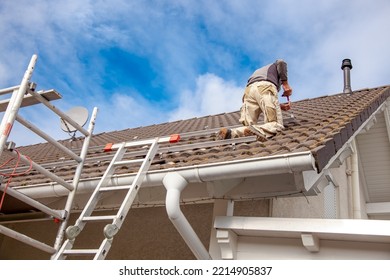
217, 59, 292, 141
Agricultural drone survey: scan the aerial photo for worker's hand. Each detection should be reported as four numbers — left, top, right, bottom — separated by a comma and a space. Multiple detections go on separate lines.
280, 102, 291, 111
281, 81, 292, 97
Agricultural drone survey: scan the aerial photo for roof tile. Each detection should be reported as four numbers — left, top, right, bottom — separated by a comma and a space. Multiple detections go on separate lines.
1, 86, 390, 211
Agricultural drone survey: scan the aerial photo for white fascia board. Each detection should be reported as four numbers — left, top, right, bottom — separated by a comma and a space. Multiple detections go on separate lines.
214, 216, 390, 243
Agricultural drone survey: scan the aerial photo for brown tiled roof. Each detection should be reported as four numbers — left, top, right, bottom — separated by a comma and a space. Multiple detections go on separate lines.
1, 85, 390, 195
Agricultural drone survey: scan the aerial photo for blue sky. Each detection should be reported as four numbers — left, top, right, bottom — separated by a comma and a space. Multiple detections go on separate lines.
1, 0, 390, 146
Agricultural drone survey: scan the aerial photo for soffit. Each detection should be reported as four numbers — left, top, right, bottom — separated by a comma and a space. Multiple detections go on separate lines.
356, 102, 390, 203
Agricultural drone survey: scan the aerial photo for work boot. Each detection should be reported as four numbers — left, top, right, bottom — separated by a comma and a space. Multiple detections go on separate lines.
217, 128, 231, 140
244, 126, 267, 142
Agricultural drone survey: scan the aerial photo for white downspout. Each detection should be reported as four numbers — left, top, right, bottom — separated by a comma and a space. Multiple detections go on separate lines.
163, 172, 212, 260
346, 157, 354, 218
351, 140, 362, 219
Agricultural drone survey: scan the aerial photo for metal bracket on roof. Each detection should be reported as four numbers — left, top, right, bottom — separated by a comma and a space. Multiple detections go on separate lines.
360, 116, 377, 134
166, 124, 243, 139
324, 170, 339, 188
5, 141, 16, 151
329, 143, 354, 168
157, 136, 257, 161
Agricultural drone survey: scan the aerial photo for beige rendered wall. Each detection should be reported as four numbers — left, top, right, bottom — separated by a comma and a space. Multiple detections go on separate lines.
271, 165, 351, 219
0, 200, 269, 260
0, 204, 212, 260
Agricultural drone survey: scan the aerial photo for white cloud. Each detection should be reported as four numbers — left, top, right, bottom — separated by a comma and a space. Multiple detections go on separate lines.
92, 91, 169, 134
1, 0, 390, 147
169, 73, 242, 121
265, 0, 390, 98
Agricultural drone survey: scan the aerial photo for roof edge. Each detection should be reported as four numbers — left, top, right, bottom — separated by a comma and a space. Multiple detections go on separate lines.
18, 151, 317, 200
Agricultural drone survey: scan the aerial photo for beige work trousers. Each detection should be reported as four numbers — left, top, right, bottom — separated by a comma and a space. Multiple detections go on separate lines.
232, 81, 284, 138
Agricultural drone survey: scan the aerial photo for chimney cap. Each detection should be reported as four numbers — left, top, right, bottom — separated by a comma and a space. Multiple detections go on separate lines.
341, 58, 353, 70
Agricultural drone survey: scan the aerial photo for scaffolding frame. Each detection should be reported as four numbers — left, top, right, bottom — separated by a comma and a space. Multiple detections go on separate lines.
0, 54, 98, 255
0, 56, 262, 259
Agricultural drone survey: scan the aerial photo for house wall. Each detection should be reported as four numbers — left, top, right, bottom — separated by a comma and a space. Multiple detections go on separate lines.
271, 194, 324, 218
270, 162, 353, 219
0, 200, 269, 260
0, 204, 212, 260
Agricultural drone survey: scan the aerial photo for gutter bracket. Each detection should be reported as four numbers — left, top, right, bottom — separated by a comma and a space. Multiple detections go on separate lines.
324, 170, 339, 188
206, 178, 244, 197
216, 229, 237, 260
301, 233, 320, 253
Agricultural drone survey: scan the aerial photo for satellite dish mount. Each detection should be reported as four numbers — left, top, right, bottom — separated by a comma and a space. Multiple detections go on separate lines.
60, 107, 89, 140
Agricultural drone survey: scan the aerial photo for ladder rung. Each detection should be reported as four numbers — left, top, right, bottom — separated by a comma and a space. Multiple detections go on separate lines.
113, 159, 145, 166
63, 249, 99, 255
99, 186, 132, 192
81, 215, 116, 222
112, 139, 156, 150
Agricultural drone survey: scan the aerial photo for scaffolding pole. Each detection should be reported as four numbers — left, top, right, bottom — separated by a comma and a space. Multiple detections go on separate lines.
28, 89, 90, 136
0, 85, 20, 95
6, 149, 74, 191
0, 54, 99, 258
15, 114, 82, 162
0, 224, 56, 254
0, 184, 64, 219
0, 54, 37, 159
52, 106, 98, 252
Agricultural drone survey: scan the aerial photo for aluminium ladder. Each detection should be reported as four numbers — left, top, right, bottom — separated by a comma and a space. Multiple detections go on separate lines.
53, 135, 180, 260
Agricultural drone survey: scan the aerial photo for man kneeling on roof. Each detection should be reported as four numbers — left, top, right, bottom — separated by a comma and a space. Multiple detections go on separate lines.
217, 59, 292, 142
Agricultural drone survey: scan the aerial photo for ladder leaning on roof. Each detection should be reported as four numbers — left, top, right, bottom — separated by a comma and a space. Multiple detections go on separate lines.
0, 54, 98, 256
52, 134, 180, 260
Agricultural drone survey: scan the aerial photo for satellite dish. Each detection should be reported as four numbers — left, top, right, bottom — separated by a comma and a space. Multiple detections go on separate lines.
60, 106, 89, 133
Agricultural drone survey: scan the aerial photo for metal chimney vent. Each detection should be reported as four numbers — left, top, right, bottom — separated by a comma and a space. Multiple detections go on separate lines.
341, 58, 353, 94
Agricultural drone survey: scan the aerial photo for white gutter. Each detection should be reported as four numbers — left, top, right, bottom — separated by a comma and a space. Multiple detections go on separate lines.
163, 172, 212, 260
18, 151, 317, 199
16, 151, 316, 261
